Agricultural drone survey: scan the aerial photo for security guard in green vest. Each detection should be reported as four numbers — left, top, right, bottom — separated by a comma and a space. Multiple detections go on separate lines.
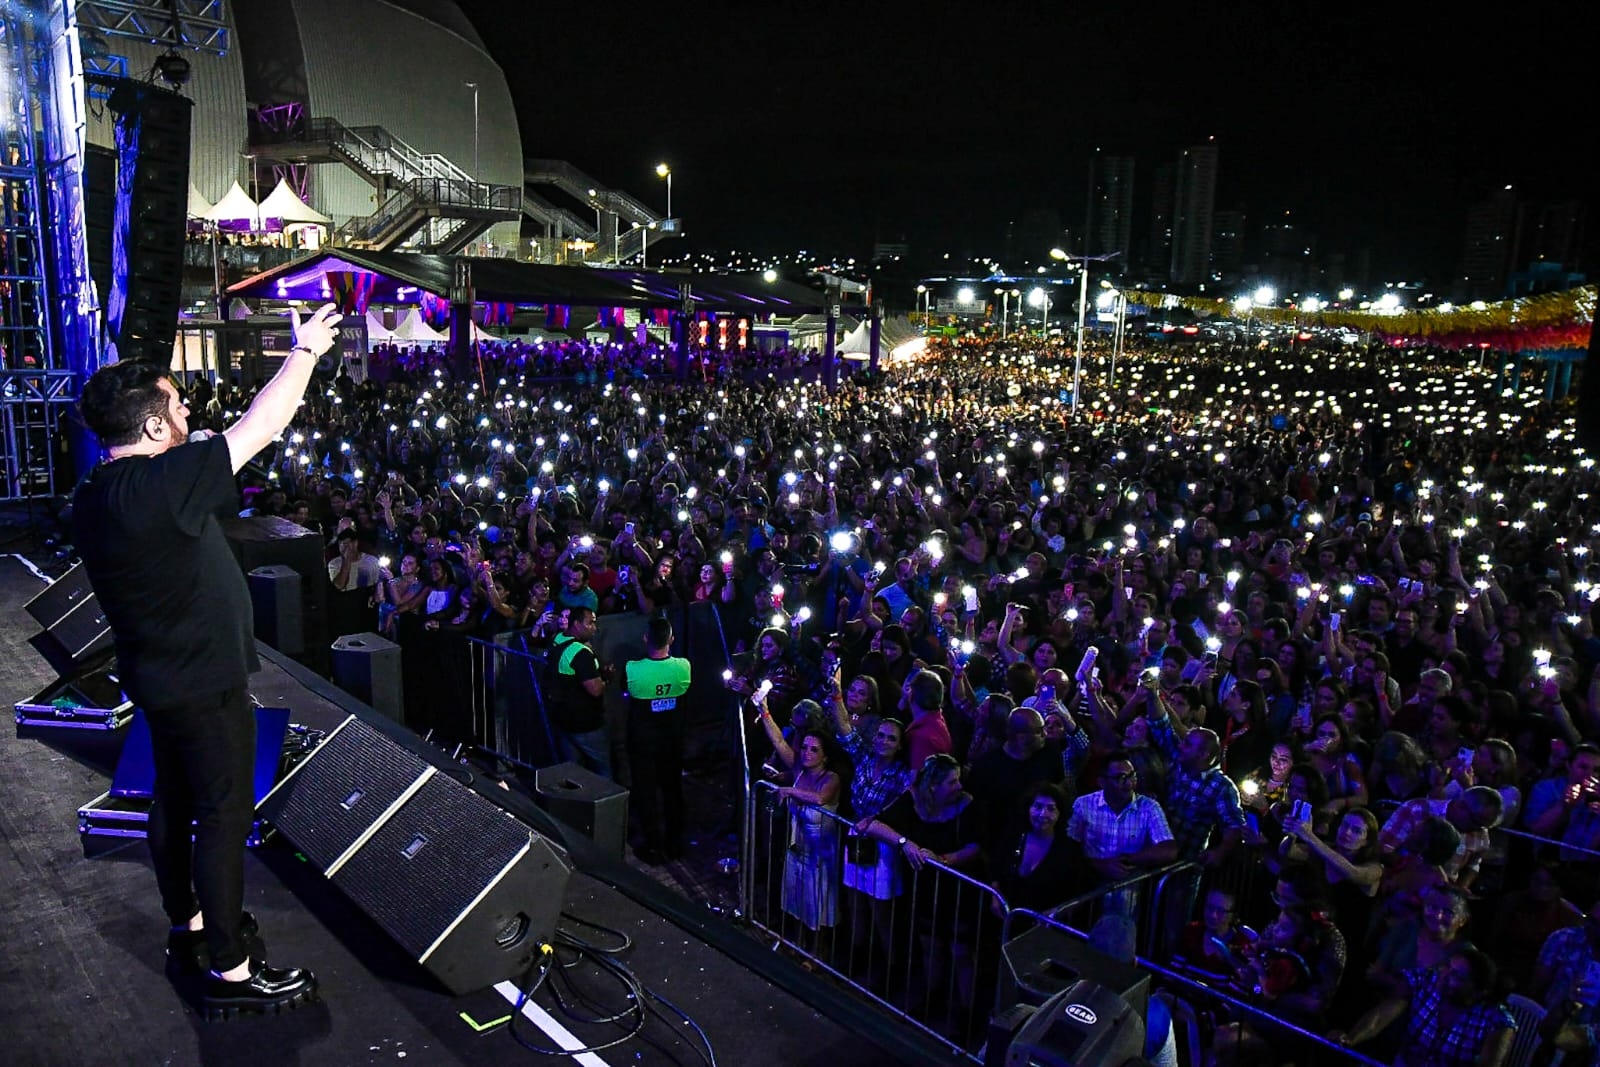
548, 606, 611, 779
624, 616, 693, 863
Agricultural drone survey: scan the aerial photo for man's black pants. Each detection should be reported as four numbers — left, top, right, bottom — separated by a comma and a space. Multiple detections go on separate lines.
143, 687, 256, 972
628, 712, 686, 853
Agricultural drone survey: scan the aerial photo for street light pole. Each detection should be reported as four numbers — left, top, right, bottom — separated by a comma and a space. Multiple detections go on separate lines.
1111, 292, 1127, 390
1073, 260, 1089, 414
464, 81, 479, 177
656, 163, 672, 219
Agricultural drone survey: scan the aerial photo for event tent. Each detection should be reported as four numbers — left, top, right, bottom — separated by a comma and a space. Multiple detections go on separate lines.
365, 309, 393, 341
257, 179, 331, 227
186, 184, 214, 220
840, 316, 924, 360
205, 181, 261, 229
388, 306, 446, 344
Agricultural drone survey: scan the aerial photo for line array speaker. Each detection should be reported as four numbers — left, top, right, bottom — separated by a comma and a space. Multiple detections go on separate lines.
104, 79, 193, 365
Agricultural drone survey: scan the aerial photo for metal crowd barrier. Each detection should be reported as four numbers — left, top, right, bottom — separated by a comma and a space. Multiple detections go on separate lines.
1001, 861, 1197, 963
461, 631, 555, 764
742, 780, 1006, 1061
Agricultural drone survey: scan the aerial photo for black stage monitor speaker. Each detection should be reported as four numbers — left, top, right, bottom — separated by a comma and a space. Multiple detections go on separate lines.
258, 715, 434, 872
258, 716, 571, 995
1000, 924, 1150, 1020
331, 772, 569, 996
248, 564, 304, 656
1003, 979, 1146, 1067
40, 595, 114, 667
25, 561, 114, 670
330, 632, 403, 722
533, 762, 629, 861
25, 561, 95, 629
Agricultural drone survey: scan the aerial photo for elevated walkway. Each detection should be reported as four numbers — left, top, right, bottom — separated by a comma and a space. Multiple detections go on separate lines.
250, 117, 520, 252
523, 158, 682, 264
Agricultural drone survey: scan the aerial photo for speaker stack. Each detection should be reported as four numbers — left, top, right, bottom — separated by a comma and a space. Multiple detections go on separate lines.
103, 79, 193, 365
222, 516, 330, 673
258, 716, 571, 995
15, 563, 129, 732
23, 561, 113, 666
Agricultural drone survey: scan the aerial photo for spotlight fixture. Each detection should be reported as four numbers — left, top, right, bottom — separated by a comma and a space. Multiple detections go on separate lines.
154, 50, 191, 87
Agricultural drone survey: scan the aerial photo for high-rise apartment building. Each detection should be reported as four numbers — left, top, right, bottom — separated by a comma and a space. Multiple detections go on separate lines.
1210, 209, 1246, 279
1084, 151, 1135, 267
1517, 199, 1587, 269
1143, 162, 1174, 278
1456, 185, 1520, 301
1170, 140, 1219, 286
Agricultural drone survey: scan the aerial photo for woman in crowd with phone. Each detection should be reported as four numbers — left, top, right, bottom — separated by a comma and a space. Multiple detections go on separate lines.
755, 716, 842, 936
1282, 804, 1384, 985
1240, 741, 1298, 816
1305, 713, 1370, 818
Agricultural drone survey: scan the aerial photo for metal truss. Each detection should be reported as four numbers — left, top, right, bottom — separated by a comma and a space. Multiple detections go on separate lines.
2, 369, 77, 500
76, 0, 229, 56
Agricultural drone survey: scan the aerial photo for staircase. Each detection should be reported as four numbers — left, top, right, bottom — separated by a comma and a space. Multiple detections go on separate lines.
252, 117, 521, 252
523, 158, 682, 265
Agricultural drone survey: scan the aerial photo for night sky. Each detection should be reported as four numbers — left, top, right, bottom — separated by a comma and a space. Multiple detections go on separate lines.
454, 1, 1592, 283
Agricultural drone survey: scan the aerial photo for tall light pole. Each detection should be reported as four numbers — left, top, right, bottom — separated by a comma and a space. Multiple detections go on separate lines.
464, 81, 479, 177
995, 288, 1007, 336
1099, 288, 1127, 390
1051, 247, 1091, 416
655, 162, 672, 218
916, 284, 928, 325
1028, 287, 1051, 338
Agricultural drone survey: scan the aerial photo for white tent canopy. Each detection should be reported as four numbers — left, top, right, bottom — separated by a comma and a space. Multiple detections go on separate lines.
186, 184, 213, 220
389, 306, 446, 344
258, 179, 330, 226
839, 316, 925, 361
204, 181, 260, 227
365, 309, 393, 341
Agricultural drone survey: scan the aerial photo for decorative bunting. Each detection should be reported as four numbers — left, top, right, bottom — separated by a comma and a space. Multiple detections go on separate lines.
479, 301, 515, 327
545, 304, 570, 329
324, 271, 377, 316
1121, 284, 1595, 352
418, 290, 450, 327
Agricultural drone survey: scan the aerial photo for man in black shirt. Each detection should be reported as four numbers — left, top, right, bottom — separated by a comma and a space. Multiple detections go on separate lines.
966, 706, 1065, 852
623, 617, 693, 862
73, 303, 341, 1019
547, 606, 611, 778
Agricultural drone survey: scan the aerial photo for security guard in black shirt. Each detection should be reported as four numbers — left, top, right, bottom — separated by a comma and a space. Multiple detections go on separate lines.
624, 617, 693, 862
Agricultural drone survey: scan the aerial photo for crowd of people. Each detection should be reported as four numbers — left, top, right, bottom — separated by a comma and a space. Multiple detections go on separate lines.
189, 326, 1600, 1064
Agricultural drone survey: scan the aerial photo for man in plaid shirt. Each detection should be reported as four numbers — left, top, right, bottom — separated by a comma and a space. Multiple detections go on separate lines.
1377, 786, 1504, 891
1332, 948, 1515, 1066
1142, 684, 1246, 867
1067, 751, 1178, 882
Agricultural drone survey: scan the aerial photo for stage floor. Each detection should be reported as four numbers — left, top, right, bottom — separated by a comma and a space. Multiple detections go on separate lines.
0, 556, 954, 1066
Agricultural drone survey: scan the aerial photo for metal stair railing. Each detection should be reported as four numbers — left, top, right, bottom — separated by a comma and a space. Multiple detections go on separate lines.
520, 189, 599, 241
334, 182, 423, 247
524, 158, 660, 226
334, 178, 521, 250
